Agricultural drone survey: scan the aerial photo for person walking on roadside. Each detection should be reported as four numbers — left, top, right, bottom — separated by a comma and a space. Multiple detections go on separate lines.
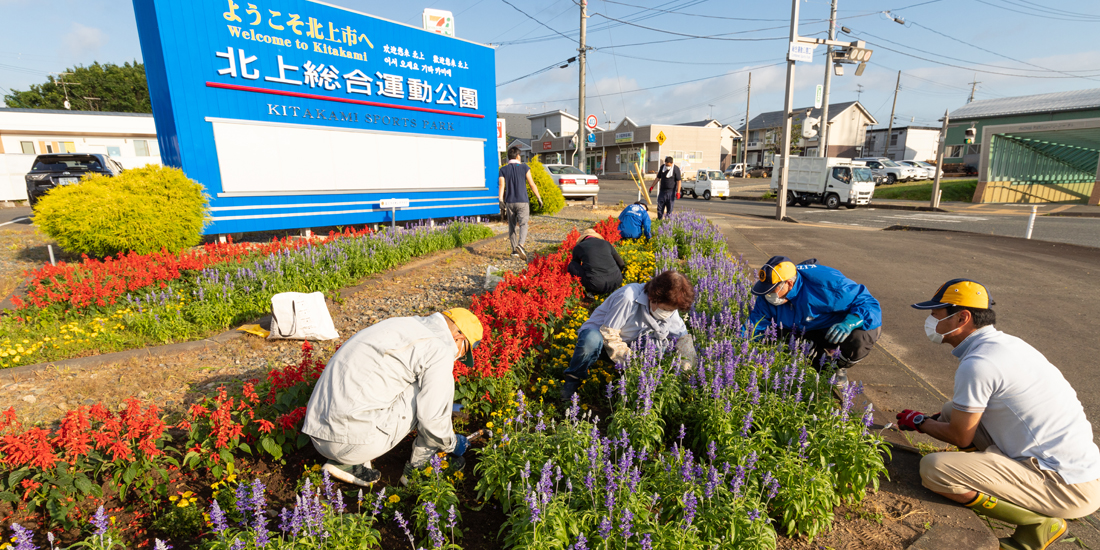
897, 279, 1100, 550
560, 270, 696, 401
499, 147, 543, 261
748, 255, 882, 383
301, 308, 483, 487
649, 156, 681, 220
567, 228, 626, 297
618, 201, 652, 240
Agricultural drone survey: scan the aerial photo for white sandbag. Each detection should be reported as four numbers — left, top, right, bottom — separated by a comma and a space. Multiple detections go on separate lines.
267, 291, 339, 341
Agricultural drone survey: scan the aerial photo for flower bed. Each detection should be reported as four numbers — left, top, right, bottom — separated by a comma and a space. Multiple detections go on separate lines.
0, 214, 887, 549
1, 221, 493, 369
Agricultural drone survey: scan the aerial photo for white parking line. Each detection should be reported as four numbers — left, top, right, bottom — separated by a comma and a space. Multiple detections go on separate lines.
0, 217, 29, 227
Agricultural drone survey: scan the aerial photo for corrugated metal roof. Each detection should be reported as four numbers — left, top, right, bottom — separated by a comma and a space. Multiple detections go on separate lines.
737, 101, 871, 132
949, 88, 1100, 120
0, 107, 153, 117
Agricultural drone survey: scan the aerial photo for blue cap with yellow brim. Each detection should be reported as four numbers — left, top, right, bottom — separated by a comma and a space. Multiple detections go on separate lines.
751, 256, 798, 296
911, 278, 995, 310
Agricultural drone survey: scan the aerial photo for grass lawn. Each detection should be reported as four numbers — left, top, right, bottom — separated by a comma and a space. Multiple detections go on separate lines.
874, 179, 977, 202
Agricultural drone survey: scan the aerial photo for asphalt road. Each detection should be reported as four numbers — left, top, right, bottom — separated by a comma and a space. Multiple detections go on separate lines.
596, 179, 1100, 248
0, 207, 32, 227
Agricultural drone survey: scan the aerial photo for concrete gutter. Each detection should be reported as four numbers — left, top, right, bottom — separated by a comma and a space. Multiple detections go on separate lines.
2, 233, 508, 381
728, 194, 949, 213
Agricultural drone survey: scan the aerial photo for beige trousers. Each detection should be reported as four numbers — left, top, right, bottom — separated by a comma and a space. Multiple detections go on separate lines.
919, 401, 1100, 518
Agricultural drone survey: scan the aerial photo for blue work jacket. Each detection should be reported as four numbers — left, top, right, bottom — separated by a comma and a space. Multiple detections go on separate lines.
618, 204, 652, 240
748, 263, 882, 335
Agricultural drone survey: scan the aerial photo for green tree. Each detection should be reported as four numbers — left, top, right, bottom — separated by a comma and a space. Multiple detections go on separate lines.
3, 62, 151, 113
526, 157, 565, 215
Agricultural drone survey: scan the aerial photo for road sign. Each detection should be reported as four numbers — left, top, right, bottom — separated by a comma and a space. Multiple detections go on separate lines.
815, 85, 823, 109
788, 42, 816, 63
585, 114, 598, 129
656, 131, 667, 146
423, 9, 455, 37
587, 133, 595, 143
380, 198, 410, 208
497, 119, 506, 153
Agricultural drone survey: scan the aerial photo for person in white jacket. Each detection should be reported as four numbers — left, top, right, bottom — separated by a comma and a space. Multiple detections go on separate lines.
302, 308, 483, 487
559, 270, 696, 401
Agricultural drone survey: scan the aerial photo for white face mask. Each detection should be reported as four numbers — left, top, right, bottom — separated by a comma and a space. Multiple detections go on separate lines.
651, 306, 676, 320
924, 312, 960, 344
764, 281, 789, 306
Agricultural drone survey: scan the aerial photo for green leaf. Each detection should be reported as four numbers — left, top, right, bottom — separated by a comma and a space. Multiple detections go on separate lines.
0, 491, 18, 503
74, 475, 94, 496
237, 442, 252, 455
122, 463, 139, 485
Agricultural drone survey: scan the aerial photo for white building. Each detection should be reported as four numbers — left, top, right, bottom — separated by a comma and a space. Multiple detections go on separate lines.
0, 108, 161, 201
862, 126, 942, 161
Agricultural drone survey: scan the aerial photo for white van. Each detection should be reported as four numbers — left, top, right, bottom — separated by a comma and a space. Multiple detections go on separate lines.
770, 157, 876, 209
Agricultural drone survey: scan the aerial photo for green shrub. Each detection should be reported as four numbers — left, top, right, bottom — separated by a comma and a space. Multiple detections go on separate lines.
526, 157, 566, 215
33, 164, 209, 257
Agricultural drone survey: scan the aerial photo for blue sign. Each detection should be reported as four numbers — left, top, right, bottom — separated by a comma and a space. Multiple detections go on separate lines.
133, 0, 498, 234
587, 133, 595, 144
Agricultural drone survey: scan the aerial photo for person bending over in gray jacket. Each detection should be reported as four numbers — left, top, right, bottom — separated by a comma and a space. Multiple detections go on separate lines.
302, 308, 483, 486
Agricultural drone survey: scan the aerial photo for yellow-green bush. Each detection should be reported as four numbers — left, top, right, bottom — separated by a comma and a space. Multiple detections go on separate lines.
33, 164, 209, 257
526, 157, 566, 215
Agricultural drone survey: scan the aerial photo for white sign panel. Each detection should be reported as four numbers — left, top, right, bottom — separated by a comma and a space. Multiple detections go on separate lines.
496, 118, 507, 153
423, 8, 455, 37
380, 198, 411, 208
615, 131, 634, 144
586, 114, 598, 129
815, 84, 823, 109
788, 42, 816, 63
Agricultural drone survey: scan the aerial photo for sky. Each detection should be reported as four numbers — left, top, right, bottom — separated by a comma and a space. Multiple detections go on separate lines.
2, 0, 1100, 133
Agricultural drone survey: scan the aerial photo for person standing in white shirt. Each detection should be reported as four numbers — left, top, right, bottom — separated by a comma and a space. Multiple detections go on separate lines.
897, 279, 1100, 550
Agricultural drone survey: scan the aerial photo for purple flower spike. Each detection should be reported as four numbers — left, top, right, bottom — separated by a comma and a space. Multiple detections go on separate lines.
92, 506, 110, 536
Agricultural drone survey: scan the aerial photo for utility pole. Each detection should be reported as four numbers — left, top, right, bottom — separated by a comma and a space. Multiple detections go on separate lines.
578, 0, 588, 172
817, 0, 838, 158
776, 0, 800, 221
930, 109, 949, 209
856, 84, 864, 101
743, 73, 751, 172
54, 72, 80, 110
967, 75, 981, 103
882, 70, 901, 159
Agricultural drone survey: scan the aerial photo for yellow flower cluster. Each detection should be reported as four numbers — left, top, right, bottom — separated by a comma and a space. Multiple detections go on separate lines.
0, 308, 133, 369
488, 393, 519, 448
618, 240, 657, 284
546, 307, 613, 392
210, 473, 237, 491
169, 490, 198, 508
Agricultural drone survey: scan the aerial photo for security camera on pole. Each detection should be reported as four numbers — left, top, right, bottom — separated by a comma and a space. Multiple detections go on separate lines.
777, 0, 873, 221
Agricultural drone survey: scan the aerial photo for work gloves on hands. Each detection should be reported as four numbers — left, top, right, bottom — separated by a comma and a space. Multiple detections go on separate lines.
825, 314, 863, 344
896, 409, 929, 432
538, 197, 544, 209
453, 433, 469, 456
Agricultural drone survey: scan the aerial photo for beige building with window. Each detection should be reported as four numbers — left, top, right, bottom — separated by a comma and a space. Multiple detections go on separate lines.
534, 115, 740, 175
0, 108, 161, 201
739, 101, 877, 166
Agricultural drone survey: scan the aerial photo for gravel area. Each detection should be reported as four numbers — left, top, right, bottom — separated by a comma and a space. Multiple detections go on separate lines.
0, 216, 586, 426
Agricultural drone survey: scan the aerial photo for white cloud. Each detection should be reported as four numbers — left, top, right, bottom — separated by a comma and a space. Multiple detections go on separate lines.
63, 23, 108, 54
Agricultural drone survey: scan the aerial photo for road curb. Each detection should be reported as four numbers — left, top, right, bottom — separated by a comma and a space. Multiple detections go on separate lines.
867, 203, 948, 213
2, 233, 509, 382
1043, 211, 1100, 218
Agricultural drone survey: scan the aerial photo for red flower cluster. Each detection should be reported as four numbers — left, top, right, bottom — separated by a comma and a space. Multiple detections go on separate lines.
15, 227, 374, 311
265, 341, 327, 404
0, 399, 168, 470
456, 232, 584, 380
593, 216, 623, 245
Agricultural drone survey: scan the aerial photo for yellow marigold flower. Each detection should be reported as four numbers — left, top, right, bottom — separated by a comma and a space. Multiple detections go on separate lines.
177, 500, 190, 508
388, 494, 400, 503
169, 496, 179, 502
486, 421, 494, 428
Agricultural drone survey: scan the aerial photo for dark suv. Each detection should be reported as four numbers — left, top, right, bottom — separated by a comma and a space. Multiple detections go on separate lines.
26, 153, 124, 206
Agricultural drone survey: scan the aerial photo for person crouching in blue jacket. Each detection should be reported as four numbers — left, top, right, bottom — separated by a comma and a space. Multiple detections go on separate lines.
748, 255, 882, 382
618, 201, 652, 240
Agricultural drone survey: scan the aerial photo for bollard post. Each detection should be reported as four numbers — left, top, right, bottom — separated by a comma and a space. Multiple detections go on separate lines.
47, 244, 57, 266
218, 234, 228, 244
936, 189, 942, 208
1025, 205, 1037, 239
391, 207, 396, 229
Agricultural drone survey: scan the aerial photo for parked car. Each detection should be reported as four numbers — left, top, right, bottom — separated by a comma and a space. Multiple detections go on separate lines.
26, 153, 124, 206
682, 170, 729, 200
912, 160, 943, 179
724, 163, 744, 178
897, 160, 932, 180
544, 164, 599, 200
852, 157, 918, 184
747, 166, 773, 178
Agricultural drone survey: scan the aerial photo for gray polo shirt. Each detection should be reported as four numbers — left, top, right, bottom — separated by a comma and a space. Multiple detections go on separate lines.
580, 283, 687, 344
952, 326, 1100, 484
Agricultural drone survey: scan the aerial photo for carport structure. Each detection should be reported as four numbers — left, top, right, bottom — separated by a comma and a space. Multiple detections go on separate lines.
974, 118, 1100, 204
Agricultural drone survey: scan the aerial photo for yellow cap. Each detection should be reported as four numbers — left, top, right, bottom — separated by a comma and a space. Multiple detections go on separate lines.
912, 278, 994, 310
441, 308, 484, 348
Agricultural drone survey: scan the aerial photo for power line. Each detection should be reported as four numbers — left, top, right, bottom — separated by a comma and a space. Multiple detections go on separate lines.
495, 0, 709, 46
973, 0, 1100, 21
590, 12, 793, 41
498, 0, 574, 42
497, 57, 577, 88
497, 61, 785, 106
594, 51, 776, 66
596, 0, 789, 21
599, 0, 629, 116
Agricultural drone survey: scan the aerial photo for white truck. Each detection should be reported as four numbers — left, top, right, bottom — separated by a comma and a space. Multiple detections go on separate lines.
769, 156, 876, 209
682, 169, 730, 200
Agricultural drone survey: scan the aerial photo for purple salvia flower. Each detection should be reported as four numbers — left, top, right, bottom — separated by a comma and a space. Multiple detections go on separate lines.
706, 440, 717, 462
10, 524, 36, 550
572, 533, 589, 550
424, 502, 445, 548
683, 491, 698, 526
447, 505, 458, 529
741, 410, 753, 436
763, 471, 781, 499
154, 540, 172, 550
394, 511, 416, 549
91, 506, 110, 536
620, 507, 634, 540
278, 507, 292, 533
229, 539, 244, 550
746, 450, 759, 471
641, 533, 653, 550
235, 480, 253, 526
678, 423, 686, 440
598, 516, 613, 540
748, 508, 762, 522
